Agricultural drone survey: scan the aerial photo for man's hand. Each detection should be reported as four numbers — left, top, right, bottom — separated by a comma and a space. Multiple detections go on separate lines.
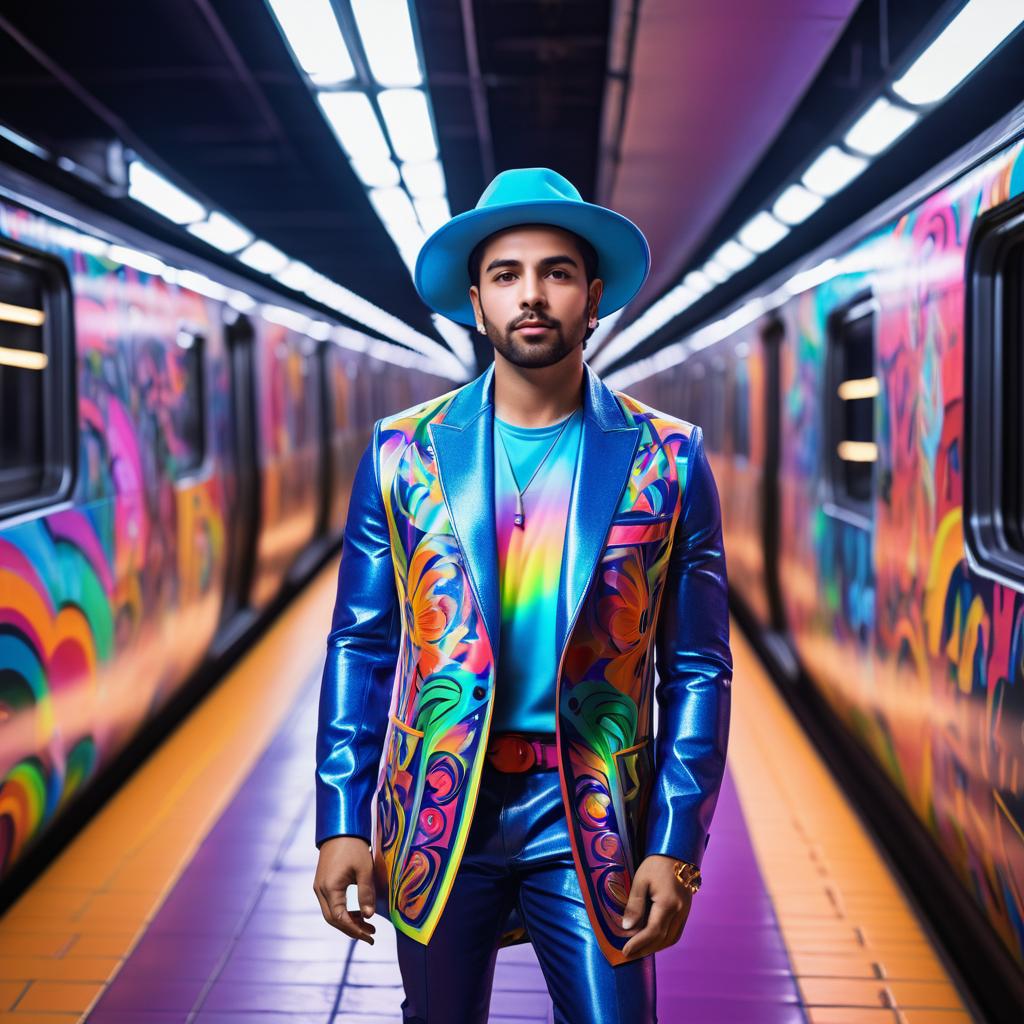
313, 836, 377, 944
620, 854, 694, 959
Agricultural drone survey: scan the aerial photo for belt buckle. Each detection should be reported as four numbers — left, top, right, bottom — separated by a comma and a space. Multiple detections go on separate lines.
489, 734, 536, 772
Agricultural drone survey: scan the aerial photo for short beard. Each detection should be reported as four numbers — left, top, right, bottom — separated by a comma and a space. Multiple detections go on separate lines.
480, 299, 588, 369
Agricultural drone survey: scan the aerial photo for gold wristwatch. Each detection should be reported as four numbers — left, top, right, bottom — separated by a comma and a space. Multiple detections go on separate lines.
672, 860, 702, 894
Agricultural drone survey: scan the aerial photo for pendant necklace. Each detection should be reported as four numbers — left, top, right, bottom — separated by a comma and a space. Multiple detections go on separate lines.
496, 408, 580, 528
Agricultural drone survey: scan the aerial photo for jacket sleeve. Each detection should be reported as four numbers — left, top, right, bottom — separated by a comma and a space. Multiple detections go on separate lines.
315, 418, 402, 849
645, 425, 732, 868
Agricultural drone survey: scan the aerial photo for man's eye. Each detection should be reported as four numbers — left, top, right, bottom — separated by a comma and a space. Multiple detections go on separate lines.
550, 270, 568, 279
496, 272, 515, 282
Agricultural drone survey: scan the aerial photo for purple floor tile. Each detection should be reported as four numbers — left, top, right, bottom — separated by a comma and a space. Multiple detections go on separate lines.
89, 642, 811, 1024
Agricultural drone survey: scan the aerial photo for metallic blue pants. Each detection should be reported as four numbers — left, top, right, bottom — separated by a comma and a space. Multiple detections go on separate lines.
396, 759, 658, 1023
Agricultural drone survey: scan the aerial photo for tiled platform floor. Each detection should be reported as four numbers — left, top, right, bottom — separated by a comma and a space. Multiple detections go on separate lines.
83, 661, 804, 1024
0, 552, 972, 1022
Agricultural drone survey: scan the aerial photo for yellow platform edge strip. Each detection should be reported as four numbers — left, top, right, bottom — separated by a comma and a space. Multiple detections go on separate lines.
726, 619, 972, 1024
0, 557, 339, 1021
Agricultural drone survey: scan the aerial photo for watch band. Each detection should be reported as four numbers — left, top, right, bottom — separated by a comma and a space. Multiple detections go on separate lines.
672, 860, 702, 894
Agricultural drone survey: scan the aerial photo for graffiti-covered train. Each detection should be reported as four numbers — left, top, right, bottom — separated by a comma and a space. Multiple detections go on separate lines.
0, 160, 454, 886
620, 101, 1024, 977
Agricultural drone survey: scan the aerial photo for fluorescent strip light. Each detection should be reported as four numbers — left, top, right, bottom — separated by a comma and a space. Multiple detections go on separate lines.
844, 97, 919, 156
377, 89, 437, 162
351, 0, 423, 86
316, 91, 392, 163
414, 195, 451, 234
784, 258, 839, 296
712, 239, 755, 271
837, 440, 878, 462
401, 159, 445, 197
108, 244, 167, 276
128, 161, 206, 224
703, 259, 732, 284
737, 211, 790, 254
431, 313, 476, 368
370, 186, 420, 229
802, 145, 868, 197
274, 260, 314, 291
266, 0, 355, 85
683, 271, 713, 296
893, 0, 1024, 106
0, 345, 47, 370
238, 239, 289, 274
187, 210, 253, 253
837, 376, 880, 401
178, 270, 227, 301
772, 183, 825, 225
350, 156, 401, 188
227, 290, 256, 313
262, 304, 312, 332
0, 123, 48, 159
0, 301, 45, 327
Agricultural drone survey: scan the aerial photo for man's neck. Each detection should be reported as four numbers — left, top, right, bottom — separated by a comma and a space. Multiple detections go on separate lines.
492, 356, 584, 429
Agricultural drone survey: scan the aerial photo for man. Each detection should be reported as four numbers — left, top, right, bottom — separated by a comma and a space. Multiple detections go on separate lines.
313, 167, 732, 1023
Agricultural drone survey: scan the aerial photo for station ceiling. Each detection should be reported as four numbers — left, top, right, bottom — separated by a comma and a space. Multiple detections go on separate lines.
0, 2, 1019, 368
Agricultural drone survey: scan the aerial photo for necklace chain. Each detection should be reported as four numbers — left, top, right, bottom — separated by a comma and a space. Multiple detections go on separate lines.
496, 409, 580, 527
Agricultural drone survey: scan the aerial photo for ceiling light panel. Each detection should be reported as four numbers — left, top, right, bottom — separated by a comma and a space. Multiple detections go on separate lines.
377, 89, 438, 162
801, 145, 868, 197
772, 183, 825, 225
351, 0, 423, 86
892, 0, 1024, 106
844, 97, 919, 156
128, 160, 206, 224
238, 239, 290, 275
401, 159, 445, 197
316, 91, 392, 163
737, 211, 790, 254
187, 211, 253, 253
265, 0, 355, 85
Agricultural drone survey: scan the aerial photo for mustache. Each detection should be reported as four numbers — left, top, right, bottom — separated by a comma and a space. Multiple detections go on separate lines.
512, 315, 557, 329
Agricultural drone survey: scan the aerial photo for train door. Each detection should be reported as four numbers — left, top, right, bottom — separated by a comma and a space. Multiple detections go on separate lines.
313, 338, 334, 539
823, 289, 878, 652
761, 316, 787, 633
216, 311, 260, 636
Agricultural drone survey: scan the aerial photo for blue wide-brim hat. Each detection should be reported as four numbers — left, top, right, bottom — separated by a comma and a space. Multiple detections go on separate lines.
414, 167, 651, 327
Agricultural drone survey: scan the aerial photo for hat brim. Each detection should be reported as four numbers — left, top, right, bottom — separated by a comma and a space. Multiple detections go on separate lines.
414, 198, 651, 327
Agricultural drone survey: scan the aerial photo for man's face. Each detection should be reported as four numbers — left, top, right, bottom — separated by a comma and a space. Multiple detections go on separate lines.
469, 224, 602, 369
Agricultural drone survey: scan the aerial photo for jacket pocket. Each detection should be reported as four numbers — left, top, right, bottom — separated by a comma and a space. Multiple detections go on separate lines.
611, 736, 655, 873
376, 713, 424, 884
606, 515, 673, 548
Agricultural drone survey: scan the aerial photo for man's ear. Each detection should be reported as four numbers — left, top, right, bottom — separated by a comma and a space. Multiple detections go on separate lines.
469, 286, 485, 334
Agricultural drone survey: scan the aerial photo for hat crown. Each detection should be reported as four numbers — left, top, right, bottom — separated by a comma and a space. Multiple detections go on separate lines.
475, 167, 582, 211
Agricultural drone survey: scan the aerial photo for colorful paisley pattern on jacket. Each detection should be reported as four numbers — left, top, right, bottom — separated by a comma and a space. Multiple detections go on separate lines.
370, 385, 695, 961
560, 395, 691, 953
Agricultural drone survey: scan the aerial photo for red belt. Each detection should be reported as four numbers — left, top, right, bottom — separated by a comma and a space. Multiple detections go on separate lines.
486, 732, 559, 772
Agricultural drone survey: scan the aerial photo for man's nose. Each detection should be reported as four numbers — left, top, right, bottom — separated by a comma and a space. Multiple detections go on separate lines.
519, 271, 547, 307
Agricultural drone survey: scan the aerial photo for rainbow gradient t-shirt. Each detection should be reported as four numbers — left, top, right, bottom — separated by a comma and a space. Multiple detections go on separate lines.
490, 407, 583, 735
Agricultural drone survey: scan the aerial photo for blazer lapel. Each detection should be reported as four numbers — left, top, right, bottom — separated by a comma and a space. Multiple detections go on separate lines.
428, 364, 501, 664
555, 364, 640, 662
427, 361, 640, 676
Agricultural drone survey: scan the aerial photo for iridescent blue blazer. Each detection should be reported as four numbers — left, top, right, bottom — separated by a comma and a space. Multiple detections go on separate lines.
315, 360, 732, 965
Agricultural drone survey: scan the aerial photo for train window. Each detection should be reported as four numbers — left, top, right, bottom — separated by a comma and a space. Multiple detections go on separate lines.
825, 291, 877, 513
0, 244, 73, 516
733, 346, 750, 460
173, 329, 205, 477
709, 360, 727, 452
966, 197, 1024, 585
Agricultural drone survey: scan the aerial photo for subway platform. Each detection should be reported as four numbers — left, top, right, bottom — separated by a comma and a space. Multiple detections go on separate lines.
0, 558, 972, 1023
